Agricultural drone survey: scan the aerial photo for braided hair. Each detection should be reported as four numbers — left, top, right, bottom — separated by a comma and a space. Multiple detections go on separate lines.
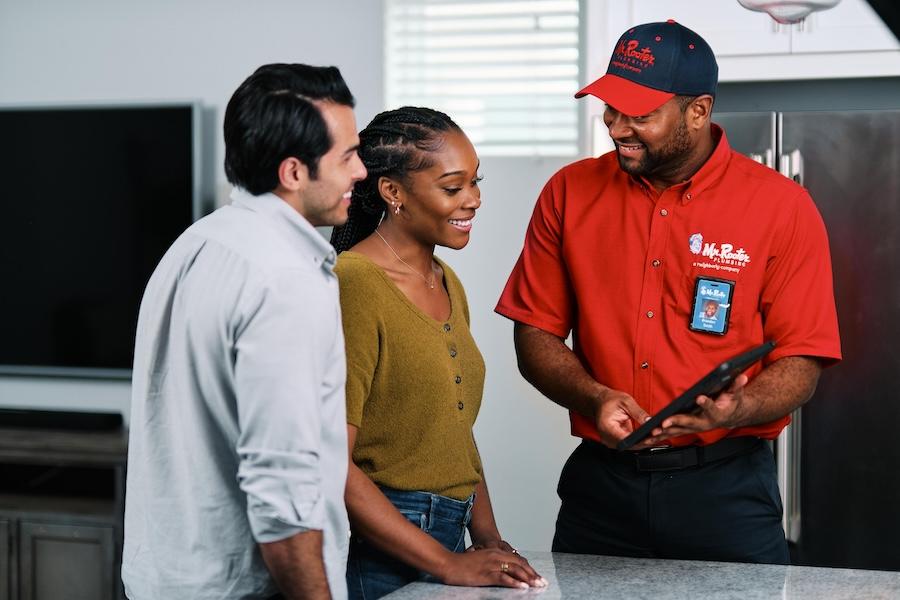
330, 106, 461, 253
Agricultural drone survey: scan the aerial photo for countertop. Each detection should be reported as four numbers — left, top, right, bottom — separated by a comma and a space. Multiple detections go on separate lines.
382, 551, 900, 599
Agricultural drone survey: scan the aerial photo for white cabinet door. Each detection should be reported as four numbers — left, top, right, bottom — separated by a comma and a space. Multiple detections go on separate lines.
789, 0, 899, 53
587, 0, 900, 81
628, 0, 791, 56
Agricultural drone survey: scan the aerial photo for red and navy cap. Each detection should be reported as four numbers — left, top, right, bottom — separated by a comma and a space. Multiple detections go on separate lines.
576, 20, 718, 117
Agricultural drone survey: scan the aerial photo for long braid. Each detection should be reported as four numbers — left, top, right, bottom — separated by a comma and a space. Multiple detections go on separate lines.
330, 107, 460, 253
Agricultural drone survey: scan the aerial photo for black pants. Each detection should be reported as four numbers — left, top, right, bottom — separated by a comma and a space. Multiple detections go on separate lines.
552, 439, 789, 564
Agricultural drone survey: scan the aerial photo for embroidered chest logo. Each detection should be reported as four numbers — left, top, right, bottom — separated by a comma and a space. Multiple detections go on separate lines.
689, 232, 751, 274
689, 233, 703, 254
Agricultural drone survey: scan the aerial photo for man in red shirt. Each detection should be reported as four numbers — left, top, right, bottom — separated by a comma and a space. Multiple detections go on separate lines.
496, 20, 841, 563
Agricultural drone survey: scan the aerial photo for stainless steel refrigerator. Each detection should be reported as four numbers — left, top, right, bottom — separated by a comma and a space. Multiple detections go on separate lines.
717, 109, 900, 570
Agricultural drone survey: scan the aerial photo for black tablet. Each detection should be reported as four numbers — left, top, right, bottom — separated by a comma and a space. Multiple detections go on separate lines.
616, 341, 776, 451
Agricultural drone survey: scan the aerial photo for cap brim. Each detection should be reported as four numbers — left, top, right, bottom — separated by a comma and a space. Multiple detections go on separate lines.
575, 74, 674, 117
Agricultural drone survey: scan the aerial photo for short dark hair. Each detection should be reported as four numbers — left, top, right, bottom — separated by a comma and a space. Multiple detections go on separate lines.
223, 63, 355, 195
330, 106, 461, 253
676, 94, 716, 115
676, 95, 698, 112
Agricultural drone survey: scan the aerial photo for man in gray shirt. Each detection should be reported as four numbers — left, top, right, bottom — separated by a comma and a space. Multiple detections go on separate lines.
122, 64, 366, 600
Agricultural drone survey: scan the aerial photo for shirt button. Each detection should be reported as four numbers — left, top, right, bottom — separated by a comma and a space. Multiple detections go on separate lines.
443, 323, 451, 332
686, 192, 692, 200
455, 375, 462, 384
651, 259, 661, 267
640, 361, 649, 369
660, 208, 668, 216
458, 401, 464, 410
646, 310, 654, 318
449, 348, 457, 358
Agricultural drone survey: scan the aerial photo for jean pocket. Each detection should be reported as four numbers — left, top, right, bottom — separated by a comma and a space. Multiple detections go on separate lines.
398, 509, 427, 530
426, 514, 468, 552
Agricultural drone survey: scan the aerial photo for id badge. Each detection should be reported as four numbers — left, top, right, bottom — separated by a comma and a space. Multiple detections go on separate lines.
689, 277, 734, 335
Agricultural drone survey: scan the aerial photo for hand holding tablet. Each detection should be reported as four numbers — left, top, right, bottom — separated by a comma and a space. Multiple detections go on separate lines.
617, 341, 776, 451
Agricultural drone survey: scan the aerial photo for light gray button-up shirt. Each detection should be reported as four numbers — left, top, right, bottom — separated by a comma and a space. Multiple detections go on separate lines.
123, 188, 349, 600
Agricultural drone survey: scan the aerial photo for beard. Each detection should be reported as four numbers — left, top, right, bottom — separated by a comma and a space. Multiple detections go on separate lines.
616, 117, 692, 178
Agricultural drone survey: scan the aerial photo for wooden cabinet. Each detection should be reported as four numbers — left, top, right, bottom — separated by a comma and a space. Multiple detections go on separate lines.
19, 521, 115, 600
584, 0, 900, 83
0, 426, 126, 600
582, 0, 900, 154
789, 0, 899, 53
629, 0, 793, 57
626, 0, 898, 57
1, 519, 9, 600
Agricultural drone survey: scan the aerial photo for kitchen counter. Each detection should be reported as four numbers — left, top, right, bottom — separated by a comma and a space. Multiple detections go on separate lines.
382, 551, 900, 599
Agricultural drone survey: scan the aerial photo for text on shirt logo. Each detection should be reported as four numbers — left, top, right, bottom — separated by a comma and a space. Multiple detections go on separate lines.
689, 233, 751, 274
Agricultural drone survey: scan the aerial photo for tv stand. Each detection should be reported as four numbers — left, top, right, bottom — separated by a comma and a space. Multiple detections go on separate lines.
0, 408, 122, 432
0, 424, 126, 600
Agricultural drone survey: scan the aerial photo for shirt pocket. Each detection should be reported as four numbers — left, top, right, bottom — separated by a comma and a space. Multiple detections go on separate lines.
668, 272, 751, 353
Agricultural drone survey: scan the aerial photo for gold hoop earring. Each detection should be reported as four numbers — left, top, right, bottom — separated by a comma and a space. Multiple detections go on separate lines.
393, 203, 400, 215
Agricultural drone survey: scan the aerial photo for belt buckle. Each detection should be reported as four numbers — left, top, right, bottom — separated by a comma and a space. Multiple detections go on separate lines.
635, 446, 687, 472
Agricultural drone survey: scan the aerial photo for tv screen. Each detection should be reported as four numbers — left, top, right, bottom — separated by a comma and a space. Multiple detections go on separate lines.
0, 104, 201, 378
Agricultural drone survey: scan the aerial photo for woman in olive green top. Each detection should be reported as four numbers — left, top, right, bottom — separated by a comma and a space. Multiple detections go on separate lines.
330, 107, 545, 599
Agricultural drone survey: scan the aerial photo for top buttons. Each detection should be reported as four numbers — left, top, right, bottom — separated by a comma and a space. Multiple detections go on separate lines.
443, 323, 451, 332
660, 208, 668, 216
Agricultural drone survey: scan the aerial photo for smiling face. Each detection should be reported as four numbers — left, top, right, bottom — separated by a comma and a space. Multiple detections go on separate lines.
299, 102, 367, 227
602, 95, 716, 191
393, 130, 482, 250
604, 97, 693, 180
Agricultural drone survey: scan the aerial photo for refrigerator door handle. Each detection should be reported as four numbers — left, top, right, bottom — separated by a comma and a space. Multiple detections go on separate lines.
778, 409, 802, 543
777, 143, 805, 543
749, 149, 776, 170
779, 149, 804, 185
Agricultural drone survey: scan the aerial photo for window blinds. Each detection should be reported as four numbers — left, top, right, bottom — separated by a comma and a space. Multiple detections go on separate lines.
385, 0, 581, 156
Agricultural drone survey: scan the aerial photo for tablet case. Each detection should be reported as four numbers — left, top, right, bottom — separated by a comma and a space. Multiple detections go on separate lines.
617, 341, 776, 451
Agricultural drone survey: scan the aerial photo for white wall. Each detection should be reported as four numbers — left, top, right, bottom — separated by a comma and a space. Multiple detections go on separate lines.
0, 0, 384, 419
0, 0, 578, 553
438, 156, 579, 552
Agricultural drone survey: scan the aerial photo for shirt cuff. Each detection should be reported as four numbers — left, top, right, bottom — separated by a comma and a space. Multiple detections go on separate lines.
238, 449, 325, 543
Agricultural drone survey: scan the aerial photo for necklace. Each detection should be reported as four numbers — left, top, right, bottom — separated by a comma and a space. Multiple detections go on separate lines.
374, 229, 435, 289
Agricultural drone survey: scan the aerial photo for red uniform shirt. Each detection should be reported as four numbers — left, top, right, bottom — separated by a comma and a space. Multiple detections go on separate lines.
496, 126, 842, 446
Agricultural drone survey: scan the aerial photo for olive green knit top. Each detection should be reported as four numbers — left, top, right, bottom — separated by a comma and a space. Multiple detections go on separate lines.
335, 251, 485, 501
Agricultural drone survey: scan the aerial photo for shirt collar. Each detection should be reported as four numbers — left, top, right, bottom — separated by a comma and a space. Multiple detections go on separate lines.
632, 123, 732, 205
682, 123, 731, 203
229, 187, 337, 271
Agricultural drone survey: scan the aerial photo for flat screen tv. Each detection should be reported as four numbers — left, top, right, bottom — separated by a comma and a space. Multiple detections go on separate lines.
0, 103, 202, 379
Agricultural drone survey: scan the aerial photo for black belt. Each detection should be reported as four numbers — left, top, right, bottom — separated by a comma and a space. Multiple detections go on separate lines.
588, 436, 761, 472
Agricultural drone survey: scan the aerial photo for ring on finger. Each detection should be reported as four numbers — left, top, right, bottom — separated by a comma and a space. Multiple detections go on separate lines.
500, 562, 509, 573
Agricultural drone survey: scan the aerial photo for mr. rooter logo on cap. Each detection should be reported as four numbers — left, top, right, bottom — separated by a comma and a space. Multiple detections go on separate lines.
575, 20, 718, 117
611, 38, 658, 74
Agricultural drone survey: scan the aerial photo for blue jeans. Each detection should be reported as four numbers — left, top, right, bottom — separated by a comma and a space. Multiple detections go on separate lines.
347, 487, 474, 600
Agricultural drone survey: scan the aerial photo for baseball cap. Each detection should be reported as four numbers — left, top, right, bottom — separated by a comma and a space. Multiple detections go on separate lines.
576, 20, 718, 117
